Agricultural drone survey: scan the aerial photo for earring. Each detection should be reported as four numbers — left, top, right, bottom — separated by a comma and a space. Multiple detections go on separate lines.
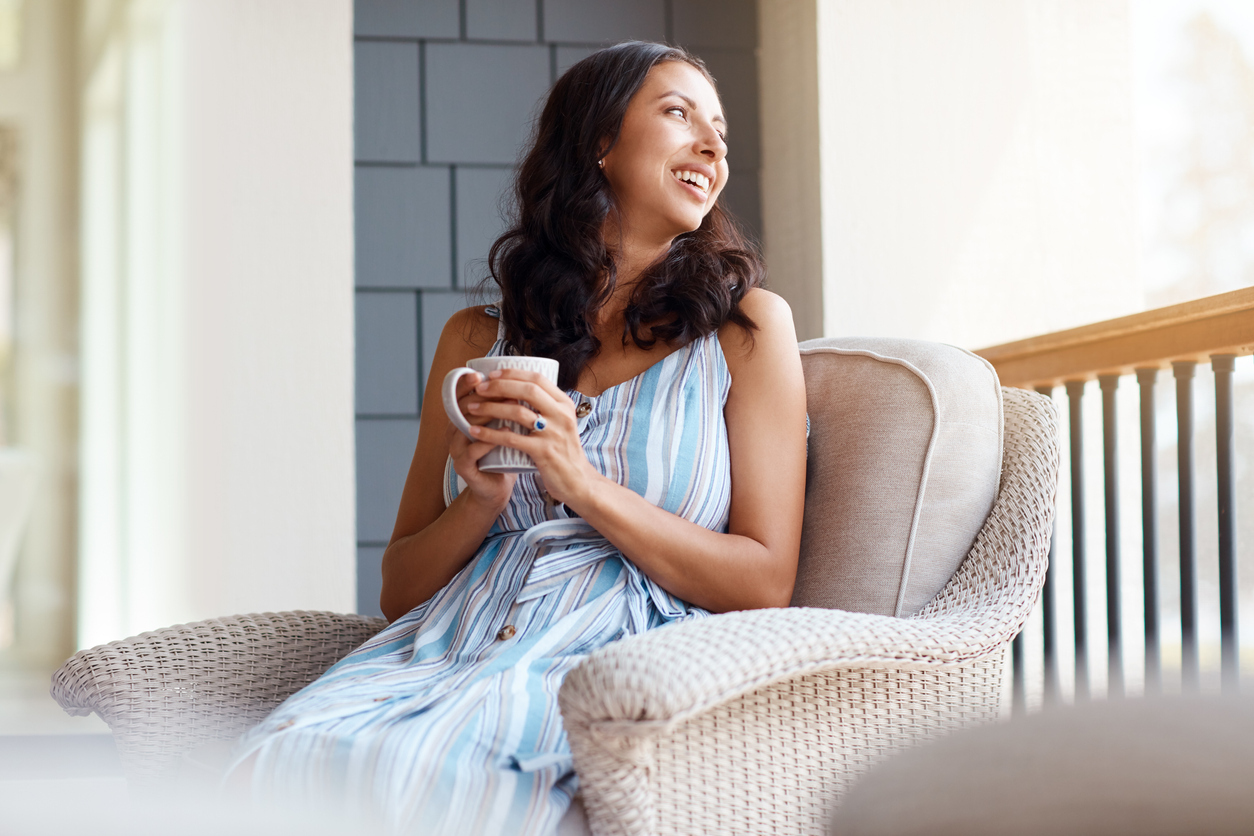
598, 159, 604, 168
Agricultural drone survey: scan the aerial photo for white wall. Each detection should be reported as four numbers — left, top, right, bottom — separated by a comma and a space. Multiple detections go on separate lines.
78, 0, 355, 647
759, 0, 1143, 350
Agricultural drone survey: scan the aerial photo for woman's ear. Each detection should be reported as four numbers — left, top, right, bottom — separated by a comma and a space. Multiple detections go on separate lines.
596, 136, 613, 169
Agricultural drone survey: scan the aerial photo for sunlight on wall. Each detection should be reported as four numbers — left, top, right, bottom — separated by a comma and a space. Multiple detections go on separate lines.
816, 0, 1141, 350
808, 0, 1254, 350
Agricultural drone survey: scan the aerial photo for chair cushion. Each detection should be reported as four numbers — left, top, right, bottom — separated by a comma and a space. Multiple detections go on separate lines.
793, 338, 1002, 616
830, 697, 1254, 836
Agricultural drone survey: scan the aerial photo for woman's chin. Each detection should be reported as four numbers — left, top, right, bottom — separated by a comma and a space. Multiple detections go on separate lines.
664, 210, 708, 237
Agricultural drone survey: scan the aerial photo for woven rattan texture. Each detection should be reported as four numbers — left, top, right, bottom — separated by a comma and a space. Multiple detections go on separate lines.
50, 610, 386, 786
649, 659, 1004, 835
559, 388, 1059, 836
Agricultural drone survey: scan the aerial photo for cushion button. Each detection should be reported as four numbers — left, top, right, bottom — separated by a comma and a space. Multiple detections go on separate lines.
576, 402, 592, 418
497, 625, 516, 641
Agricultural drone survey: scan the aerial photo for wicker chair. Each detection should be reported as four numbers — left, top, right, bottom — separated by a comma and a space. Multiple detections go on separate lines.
560, 387, 1058, 834
52, 386, 1057, 834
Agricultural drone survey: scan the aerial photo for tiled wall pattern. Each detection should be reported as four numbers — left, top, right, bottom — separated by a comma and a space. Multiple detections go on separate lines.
354, 0, 761, 615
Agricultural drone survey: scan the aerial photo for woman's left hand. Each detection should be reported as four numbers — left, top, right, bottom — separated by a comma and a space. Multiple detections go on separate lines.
465, 369, 600, 506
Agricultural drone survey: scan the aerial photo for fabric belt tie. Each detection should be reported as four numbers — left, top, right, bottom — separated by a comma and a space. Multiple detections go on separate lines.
521, 518, 607, 550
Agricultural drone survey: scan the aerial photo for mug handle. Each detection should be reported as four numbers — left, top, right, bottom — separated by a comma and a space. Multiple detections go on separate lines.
441, 367, 481, 439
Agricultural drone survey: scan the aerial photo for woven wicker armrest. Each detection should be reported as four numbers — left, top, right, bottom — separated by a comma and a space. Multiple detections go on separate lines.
50, 610, 386, 786
559, 604, 1005, 735
559, 606, 1021, 836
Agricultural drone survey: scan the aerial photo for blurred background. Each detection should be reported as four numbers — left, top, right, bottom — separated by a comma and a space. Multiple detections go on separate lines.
0, 0, 1251, 740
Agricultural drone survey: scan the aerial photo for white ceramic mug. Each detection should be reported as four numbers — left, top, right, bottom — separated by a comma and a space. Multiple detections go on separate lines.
442, 355, 561, 473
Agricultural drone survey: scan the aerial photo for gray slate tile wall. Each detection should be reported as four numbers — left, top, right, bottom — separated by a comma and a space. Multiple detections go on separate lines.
354, 0, 761, 616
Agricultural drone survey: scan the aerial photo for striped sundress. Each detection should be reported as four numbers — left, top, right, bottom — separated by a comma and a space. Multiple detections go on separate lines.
229, 316, 733, 834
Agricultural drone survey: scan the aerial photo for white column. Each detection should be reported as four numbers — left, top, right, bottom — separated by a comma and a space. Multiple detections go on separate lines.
78, 0, 355, 646
758, 0, 824, 341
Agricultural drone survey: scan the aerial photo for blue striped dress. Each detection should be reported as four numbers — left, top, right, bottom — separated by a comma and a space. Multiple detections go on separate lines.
229, 319, 732, 834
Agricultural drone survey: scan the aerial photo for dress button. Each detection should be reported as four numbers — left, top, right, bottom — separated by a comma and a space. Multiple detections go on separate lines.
575, 402, 592, 418
497, 625, 516, 641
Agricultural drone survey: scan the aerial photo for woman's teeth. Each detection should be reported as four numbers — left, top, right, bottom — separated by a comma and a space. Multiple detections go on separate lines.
673, 170, 710, 193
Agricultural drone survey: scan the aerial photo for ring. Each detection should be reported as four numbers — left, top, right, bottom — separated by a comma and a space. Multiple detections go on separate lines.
531, 415, 547, 432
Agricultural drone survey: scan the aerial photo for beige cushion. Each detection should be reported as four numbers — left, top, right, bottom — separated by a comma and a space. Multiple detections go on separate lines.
831, 697, 1254, 836
793, 338, 1002, 616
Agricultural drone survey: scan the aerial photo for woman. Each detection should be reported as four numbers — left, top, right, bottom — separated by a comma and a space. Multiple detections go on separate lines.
229, 41, 807, 834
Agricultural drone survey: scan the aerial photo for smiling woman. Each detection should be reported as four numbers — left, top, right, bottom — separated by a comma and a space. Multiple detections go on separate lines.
600, 62, 729, 242
492, 43, 762, 394
226, 41, 807, 835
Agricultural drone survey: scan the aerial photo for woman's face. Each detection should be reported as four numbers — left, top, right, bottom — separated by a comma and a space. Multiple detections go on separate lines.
600, 60, 729, 244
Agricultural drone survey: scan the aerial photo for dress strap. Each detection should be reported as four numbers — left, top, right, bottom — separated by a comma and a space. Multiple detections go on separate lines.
484, 304, 506, 341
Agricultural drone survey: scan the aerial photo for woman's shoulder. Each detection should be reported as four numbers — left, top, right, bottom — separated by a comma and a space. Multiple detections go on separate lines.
738, 287, 793, 325
438, 305, 501, 361
719, 288, 797, 361
717, 289, 802, 398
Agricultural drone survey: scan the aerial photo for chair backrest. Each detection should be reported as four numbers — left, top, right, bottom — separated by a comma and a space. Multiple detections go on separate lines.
793, 338, 1004, 616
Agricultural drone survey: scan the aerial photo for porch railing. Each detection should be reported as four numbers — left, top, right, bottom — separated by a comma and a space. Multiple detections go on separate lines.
976, 287, 1254, 708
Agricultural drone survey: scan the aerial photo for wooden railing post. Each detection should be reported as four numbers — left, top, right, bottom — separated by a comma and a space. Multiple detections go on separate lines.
1099, 374, 1123, 697
1011, 632, 1026, 715
1036, 384, 1060, 705
1065, 380, 1089, 701
1174, 361, 1199, 693
1135, 368, 1160, 694
1212, 355, 1238, 694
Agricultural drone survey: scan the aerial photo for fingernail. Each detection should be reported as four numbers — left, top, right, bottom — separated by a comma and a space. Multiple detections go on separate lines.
469, 426, 481, 436
475, 382, 488, 392
467, 402, 480, 411
488, 370, 503, 378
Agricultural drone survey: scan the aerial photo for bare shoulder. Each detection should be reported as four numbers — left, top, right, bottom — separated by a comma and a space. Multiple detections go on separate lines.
438, 305, 500, 363
719, 288, 799, 369
739, 286, 793, 323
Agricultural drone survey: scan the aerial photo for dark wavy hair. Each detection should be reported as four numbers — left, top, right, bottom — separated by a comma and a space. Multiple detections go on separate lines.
484, 41, 766, 390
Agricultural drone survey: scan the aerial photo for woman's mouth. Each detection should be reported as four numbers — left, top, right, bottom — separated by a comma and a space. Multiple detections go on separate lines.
672, 169, 711, 198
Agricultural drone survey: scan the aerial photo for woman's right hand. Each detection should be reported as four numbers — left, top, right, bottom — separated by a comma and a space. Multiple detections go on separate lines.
446, 371, 518, 510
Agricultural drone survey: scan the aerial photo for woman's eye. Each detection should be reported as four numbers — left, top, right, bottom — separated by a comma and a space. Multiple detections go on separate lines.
666, 106, 686, 118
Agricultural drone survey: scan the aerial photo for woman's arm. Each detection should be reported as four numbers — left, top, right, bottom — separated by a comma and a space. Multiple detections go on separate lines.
379, 306, 514, 622
467, 289, 807, 612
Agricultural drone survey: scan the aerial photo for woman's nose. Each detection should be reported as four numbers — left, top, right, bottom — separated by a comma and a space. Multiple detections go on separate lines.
699, 129, 727, 160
